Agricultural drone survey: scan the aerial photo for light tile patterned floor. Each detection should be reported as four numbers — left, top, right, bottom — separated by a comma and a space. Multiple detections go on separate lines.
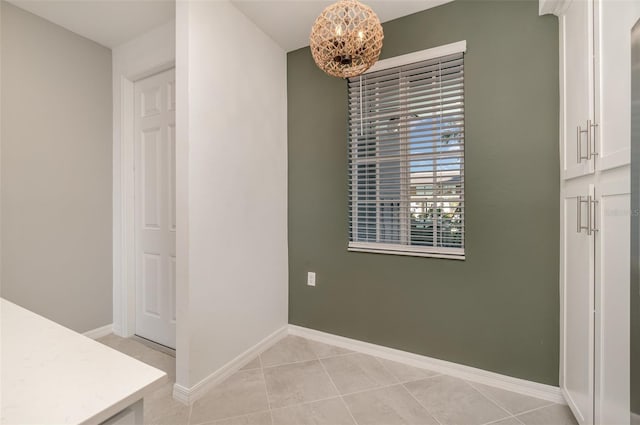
97, 334, 578, 425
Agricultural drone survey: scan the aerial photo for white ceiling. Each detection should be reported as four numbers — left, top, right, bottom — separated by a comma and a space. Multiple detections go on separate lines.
231, 0, 454, 52
7, 0, 175, 48
7, 0, 452, 52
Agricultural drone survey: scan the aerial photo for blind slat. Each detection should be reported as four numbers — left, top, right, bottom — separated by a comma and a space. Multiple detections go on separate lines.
348, 113, 464, 135
349, 54, 463, 85
348, 73, 464, 98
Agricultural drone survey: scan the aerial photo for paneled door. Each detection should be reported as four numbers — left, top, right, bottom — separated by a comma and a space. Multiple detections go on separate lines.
561, 0, 595, 180
134, 69, 176, 349
594, 170, 630, 425
562, 181, 595, 425
594, 0, 640, 172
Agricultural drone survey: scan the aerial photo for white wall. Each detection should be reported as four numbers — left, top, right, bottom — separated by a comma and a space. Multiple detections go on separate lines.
1, 2, 112, 332
175, 0, 288, 389
112, 20, 175, 336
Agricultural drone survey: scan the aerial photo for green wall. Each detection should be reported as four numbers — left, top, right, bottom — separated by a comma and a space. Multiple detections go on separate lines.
287, 0, 560, 385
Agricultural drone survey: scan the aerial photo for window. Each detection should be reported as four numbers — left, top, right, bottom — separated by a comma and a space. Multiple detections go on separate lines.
347, 42, 466, 259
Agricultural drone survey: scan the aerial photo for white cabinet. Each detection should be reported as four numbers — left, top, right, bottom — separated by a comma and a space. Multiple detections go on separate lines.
541, 0, 636, 423
594, 0, 640, 171
595, 168, 631, 425
561, 0, 595, 179
555, 0, 639, 176
562, 181, 595, 425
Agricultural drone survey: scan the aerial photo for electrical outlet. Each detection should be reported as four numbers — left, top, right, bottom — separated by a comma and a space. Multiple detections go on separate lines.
307, 272, 316, 286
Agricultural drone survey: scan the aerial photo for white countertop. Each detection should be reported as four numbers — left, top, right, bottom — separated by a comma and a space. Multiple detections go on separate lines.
1, 299, 168, 425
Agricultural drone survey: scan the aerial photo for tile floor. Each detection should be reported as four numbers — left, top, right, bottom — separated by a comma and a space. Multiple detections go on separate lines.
97, 334, 578, 425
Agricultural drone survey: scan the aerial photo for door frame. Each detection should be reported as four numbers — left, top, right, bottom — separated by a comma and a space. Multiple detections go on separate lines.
112, 32, 175, 337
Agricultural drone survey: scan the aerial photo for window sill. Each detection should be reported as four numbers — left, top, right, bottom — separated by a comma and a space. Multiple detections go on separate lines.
347, 246, 465, 261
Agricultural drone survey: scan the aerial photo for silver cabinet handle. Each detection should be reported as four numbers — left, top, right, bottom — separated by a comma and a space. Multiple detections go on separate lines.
577, 120, 598, 163
586, 195, 592, 236
577, 124, 588, 163
587, 120, 598, 160
577, 196, 582, 233
577, 126, 582, 163
577, 195, 598, 235
589, 196, 598, 234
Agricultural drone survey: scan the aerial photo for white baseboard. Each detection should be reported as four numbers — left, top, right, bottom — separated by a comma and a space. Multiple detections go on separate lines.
171, 323, 565, 406
562, 388, 584, 424
631, 412, 640, 425
83, 323, 113, 340
289, 325, 566, 405
172, 325, 288, 405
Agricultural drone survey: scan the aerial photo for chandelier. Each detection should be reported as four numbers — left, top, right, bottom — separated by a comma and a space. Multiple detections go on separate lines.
309, 0, 384, 79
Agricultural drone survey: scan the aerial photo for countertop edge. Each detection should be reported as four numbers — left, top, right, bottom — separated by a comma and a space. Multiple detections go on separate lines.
80, 374, 169, 425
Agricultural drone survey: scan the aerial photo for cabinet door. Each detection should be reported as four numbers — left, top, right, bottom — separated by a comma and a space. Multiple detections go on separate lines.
561, 0, 595, 180
594, 0, 640, 171
594, 169, 630, 425
562, 182, 595, 425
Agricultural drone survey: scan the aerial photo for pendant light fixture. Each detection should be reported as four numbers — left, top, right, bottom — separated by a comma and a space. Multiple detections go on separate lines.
309, 0, 384, 79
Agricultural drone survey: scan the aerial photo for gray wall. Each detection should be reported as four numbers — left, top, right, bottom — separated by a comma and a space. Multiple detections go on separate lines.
288, 0, 560, 385
1, 2, 113, 332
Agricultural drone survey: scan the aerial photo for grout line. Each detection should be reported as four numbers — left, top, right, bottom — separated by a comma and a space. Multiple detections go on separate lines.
259, 352, 279, 414
466, 380, 556, 421
339, 395, 360, 425
481, 417, 519, 425
271, 372, 434, 402
258, 353, 275, 412
316, 351, 357, 360
371, 355, 402, 385
192, 410, 272, 425
236, 354, 264, 372
317, 356, 360, 425
261, 357, 319, 370
511, 401, 557, 417
267, 378, 444, 412
400, 382, 443, 425
372, 355, 444, 385
372, 355, 445, 384
189, 343, 274, 423
465, 380, 515, 421
261, 349, 359, 370
513, 415, 526, 425
322, 376, 391, 398
270, 395, 345, 411
374, 351, 447, 424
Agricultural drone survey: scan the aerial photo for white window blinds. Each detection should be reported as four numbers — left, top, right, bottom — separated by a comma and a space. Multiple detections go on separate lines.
347, 50, 465, 258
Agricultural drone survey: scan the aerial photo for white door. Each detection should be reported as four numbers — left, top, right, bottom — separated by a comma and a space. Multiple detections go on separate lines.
134, 69, 176, 349
594, 171, 630, 425
561, 0, 595, 180
562, 181, 595, 425
594, 0, 640, 172
591, 2, 638, 422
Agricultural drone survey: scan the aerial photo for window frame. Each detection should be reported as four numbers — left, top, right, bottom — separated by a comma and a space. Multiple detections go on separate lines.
347, 41, 467, 260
